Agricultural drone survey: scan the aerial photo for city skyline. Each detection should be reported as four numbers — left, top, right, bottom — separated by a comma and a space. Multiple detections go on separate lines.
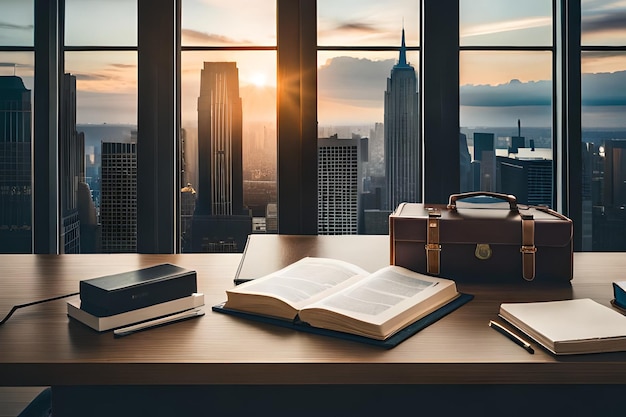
1, 1, 625, 254
1, 1, 625, 127
2, 51, 625, 128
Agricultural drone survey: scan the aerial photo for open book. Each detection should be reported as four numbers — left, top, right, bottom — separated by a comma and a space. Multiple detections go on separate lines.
218, 257, 463, 341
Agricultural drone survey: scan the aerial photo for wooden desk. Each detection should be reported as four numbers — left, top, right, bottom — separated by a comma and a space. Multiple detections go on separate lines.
1, 235, 626, 416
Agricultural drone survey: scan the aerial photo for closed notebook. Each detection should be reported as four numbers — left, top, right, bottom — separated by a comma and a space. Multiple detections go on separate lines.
499, 298, 626, 355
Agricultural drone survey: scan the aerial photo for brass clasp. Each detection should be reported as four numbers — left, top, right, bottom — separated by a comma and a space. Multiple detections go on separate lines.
475, 244, 492, 260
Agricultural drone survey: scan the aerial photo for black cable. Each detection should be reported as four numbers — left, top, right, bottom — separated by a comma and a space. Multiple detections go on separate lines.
0, 292, 79, 325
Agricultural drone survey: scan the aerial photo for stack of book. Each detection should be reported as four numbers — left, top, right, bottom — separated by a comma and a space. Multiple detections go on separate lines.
67, 263, 204, 333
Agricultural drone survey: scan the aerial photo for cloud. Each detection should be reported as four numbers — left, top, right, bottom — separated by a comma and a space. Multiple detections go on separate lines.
181, 29, 249, 45
74, 73, 110, 82
336, 22, 379, 33
110, 64, 136, 70
0, 21, 33, 31
319, 22, 380, 39
318, 56, 626, 108
460, 79, 551, 106
460, 71, 626, 107
461, 17, 551, 39
582, 70, 626, 105
318, 18, 399, 45
318, 56, 398, 106
582, 7, 626, 34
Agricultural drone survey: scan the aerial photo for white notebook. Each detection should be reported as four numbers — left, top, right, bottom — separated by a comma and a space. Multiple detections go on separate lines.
499, 298, 626, 355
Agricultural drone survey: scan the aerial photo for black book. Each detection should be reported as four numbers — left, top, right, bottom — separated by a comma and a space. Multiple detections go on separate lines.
79, 263, 197, 316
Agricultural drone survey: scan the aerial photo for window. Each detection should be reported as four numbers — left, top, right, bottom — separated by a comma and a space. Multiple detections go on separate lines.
317, 0, 420, 235
0, 1, 606, 253
0, 0, 34, 253
580, 0, 626, 250
181, 0, 277, 252
460, 0, 555, 208
62, 0, 138, 253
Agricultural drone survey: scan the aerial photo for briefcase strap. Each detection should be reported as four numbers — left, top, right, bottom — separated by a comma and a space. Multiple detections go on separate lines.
521, 214, 536, 281
426, 208, 441, 275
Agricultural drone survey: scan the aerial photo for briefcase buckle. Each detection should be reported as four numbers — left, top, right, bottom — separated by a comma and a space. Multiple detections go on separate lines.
475, 244, 492, 260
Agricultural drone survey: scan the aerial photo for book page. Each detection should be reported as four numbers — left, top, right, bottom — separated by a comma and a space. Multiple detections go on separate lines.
316, 267, 436, 316
227, 257, 370, 310
301, 265, 458, 329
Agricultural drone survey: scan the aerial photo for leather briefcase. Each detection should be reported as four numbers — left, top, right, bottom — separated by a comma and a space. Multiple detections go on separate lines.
389, 192, 573, 282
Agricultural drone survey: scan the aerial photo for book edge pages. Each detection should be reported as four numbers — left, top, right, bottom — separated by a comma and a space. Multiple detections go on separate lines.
67, 293, 205, 332
499, 298, 626, 355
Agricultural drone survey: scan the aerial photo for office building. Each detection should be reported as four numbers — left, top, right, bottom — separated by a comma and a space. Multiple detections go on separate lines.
592, 139, 626, 250
318, 135, 367, 235
0, 76, 31, 253
497, 156, 552, 207
473, 132, 496, 192
196, 61, 244, 216
192, 62, 250, 252
59, 74, 84, 254
384, 29, 420, 211
510, 136, 525, 154
100, 139, 137, 253
265, 202, 278, 233
459, 133, 472, 192
180, 182, 197, 252
602, 139, 626, 208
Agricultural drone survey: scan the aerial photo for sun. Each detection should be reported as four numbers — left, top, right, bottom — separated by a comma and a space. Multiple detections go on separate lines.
250, 72, 267, 87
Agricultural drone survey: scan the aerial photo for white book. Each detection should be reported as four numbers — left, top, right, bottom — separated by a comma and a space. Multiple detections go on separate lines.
499, 298, 626, 355
223, 257, 460, 341
67, 293, 205, 332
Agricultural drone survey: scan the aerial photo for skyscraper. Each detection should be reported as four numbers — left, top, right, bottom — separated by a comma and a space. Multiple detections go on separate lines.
191, 62, 250, 252
384, 29, 420, 211
497, 156, 552, 207
196, 62, 244, 216
317, 135, 367, 235
0, 76, 31, 253
473, 132, 496, 191
59, 73, 84, 254
592, 139, 626, 250
100, 138, 137, 253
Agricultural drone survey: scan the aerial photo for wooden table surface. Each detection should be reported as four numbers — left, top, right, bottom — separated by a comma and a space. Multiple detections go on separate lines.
2, 235, 626, 387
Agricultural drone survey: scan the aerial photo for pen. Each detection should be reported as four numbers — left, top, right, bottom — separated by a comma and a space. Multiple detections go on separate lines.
488, 320, 534, 354
113, 308, 205, 337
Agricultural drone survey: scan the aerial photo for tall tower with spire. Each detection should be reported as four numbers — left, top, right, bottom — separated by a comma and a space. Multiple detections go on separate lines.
384, 29, 420, 210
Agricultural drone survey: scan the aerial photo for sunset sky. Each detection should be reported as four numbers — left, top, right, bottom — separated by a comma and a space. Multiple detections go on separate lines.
0, 0, 625, 128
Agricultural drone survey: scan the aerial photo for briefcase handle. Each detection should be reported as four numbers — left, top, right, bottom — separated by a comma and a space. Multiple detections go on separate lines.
447, 192, 518, 211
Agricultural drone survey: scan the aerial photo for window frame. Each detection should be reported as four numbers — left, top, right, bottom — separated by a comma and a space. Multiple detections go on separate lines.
8, 0, 588, 253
